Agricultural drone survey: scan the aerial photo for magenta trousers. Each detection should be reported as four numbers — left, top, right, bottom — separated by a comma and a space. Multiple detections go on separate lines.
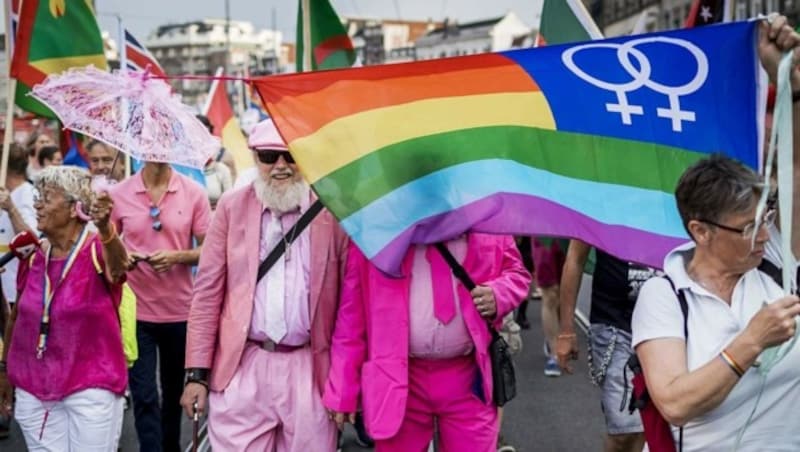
376, 354, 499, 452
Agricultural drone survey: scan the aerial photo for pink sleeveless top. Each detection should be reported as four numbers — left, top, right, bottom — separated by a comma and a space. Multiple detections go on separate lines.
7, 235, 127, 401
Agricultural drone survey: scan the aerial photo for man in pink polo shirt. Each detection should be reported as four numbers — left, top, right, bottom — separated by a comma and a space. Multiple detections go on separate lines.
180, 119, 348, 451
325, 235, 530, 451
111, 160, 210, 452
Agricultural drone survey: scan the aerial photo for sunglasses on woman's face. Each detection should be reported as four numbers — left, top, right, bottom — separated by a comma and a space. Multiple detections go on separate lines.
256, 150, 295, 165
150, 205, 162, 232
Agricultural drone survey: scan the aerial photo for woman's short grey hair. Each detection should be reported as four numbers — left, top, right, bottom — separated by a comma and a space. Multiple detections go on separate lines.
675, 154, 763, 239
35, 166, 93, 216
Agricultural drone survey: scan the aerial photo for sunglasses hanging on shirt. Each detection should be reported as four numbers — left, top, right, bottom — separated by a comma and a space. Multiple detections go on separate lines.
150, 205, 162, 232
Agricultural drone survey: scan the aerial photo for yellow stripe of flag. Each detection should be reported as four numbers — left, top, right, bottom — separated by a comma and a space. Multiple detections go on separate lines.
290, 92, 557, 184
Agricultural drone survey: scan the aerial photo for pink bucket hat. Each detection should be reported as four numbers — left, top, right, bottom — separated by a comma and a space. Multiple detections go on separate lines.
247, 119, 288, 151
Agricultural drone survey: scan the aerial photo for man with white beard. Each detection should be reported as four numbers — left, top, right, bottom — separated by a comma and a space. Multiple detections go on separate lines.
180, 119, 349, 451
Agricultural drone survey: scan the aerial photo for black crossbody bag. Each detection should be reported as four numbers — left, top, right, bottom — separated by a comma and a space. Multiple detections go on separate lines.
256, 200, 323, 282
434, 243, 517, 407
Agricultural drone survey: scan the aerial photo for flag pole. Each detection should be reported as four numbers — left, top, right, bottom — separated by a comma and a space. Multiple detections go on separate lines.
302, 0, 312, 72
117, 14, 132, 177
0, 0, 21, 187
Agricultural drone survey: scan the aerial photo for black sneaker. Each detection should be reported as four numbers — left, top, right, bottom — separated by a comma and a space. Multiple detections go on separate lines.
354, 412, 374, 448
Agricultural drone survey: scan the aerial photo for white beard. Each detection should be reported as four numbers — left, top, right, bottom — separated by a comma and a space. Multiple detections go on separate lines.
253, 176, 309, 214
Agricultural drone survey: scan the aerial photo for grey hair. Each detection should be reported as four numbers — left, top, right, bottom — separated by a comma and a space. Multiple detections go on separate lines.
675, 154, 763, 239
35, 166, 93, 217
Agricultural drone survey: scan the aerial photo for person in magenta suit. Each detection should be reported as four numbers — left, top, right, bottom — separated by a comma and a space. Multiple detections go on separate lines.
325, 234, 530, 451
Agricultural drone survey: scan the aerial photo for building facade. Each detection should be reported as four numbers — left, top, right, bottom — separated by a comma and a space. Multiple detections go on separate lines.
415, 11, 533, 60
144, 19, 283, 105
597, 0, 800, 37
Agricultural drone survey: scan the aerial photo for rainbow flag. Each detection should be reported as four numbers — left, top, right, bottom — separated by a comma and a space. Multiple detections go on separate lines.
254, 21, 763, 274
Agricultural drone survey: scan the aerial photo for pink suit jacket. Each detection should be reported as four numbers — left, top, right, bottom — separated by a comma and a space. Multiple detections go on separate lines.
185, 185, 349, 395
322, 234, 530, 439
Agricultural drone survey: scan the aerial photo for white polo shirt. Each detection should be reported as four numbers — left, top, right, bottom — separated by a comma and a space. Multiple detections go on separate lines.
632, 242, 800, 452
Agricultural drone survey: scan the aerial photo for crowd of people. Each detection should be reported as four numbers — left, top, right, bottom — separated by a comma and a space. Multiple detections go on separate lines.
0, 14, 797, 452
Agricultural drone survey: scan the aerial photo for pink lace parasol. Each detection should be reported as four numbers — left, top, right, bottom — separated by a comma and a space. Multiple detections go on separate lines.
30, 66, 220, 169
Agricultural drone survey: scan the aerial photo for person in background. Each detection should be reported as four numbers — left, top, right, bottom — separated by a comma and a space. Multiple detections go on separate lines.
111, 158, 211, 452
37, 145, 63, 168
87, 140, 126, 183
533, 237, 568, 377
195, 115, 237, 182
0, 143, 37, 439
557, 240, 656, 452
0, 166, 129, 450
25, 131, 54, 181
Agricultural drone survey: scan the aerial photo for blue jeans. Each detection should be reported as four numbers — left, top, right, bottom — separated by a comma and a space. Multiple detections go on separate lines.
129, 321, 187, 452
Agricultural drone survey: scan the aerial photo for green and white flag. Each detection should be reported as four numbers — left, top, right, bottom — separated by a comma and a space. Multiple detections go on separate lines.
296, 0, 356, 72
536, 0, 603, 46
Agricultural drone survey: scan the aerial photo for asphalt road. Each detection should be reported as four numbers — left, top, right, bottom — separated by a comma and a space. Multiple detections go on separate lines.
3, 285, 606, 451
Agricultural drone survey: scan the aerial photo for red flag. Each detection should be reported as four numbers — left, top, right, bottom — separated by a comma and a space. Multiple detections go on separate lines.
203, 68, 251, 171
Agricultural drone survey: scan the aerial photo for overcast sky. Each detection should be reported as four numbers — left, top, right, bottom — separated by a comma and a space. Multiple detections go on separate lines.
82, 0, 544, 42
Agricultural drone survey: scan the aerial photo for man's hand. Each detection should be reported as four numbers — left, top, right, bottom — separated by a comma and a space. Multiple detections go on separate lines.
147, 250, 180, 273
555, 333, 579, 374
126, 252, 149, 270
759, 15, 800, 85
471, 285, 497, 319
327, 409, 355, 431
180, 382, 208, 419
0, 188, 14, 212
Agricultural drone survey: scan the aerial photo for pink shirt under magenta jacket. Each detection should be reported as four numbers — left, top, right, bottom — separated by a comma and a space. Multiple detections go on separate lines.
7, 235, 127, 401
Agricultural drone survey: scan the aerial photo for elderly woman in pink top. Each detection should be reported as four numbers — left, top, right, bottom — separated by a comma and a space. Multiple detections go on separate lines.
0, 166, 129, 451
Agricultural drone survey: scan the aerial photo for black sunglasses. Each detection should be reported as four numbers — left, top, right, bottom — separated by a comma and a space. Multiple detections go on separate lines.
256, 150, 295, 165
150, 205, 162, 232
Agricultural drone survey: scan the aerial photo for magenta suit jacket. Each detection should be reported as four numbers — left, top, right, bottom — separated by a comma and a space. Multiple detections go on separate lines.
185, 185, 349, 395
322, 234, 530, 439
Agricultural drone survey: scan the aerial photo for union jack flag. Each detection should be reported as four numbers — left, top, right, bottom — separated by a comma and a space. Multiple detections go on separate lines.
124, 28, 166, 77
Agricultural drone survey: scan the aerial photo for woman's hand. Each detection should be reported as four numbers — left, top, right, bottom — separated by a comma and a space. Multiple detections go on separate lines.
0, 371, 13, 417
91, 192, 114, 231
758, 15, 800, 85
743, 295, 800, 351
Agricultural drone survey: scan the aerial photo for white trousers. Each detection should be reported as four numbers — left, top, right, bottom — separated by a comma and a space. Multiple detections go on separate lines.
15, 388, 124, 452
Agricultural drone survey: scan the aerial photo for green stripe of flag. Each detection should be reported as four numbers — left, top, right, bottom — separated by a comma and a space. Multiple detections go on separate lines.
313, 126, 705, 220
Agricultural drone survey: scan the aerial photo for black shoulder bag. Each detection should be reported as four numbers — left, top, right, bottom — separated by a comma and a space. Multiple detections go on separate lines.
256, 199, 324, 283
434, 242, 517, 407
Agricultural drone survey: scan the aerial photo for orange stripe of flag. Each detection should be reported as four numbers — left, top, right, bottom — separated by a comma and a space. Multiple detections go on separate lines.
257, 54, 539, 142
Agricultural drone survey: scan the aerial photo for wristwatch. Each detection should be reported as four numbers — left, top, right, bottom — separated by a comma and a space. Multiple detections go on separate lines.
185, 368, 210, 388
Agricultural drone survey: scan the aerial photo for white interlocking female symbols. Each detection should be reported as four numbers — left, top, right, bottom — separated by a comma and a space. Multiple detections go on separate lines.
561, 37, 709, 133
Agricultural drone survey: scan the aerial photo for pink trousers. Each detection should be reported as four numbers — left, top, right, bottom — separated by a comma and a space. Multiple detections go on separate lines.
208, 344, 337, 452
376, 355, 498, 452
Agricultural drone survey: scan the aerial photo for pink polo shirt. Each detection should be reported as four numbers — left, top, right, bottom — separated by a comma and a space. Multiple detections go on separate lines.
408, 238, 474, 359
111, 171, 211, 322
248, 198, 312, 346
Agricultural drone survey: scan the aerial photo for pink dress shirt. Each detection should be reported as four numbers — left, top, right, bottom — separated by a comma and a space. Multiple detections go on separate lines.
248, 199, 312, 346
408, 238, 474, 359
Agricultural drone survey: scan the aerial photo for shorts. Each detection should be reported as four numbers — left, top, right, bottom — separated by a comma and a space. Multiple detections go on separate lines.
589, 323, 644, 435
532, 239, 566, 288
